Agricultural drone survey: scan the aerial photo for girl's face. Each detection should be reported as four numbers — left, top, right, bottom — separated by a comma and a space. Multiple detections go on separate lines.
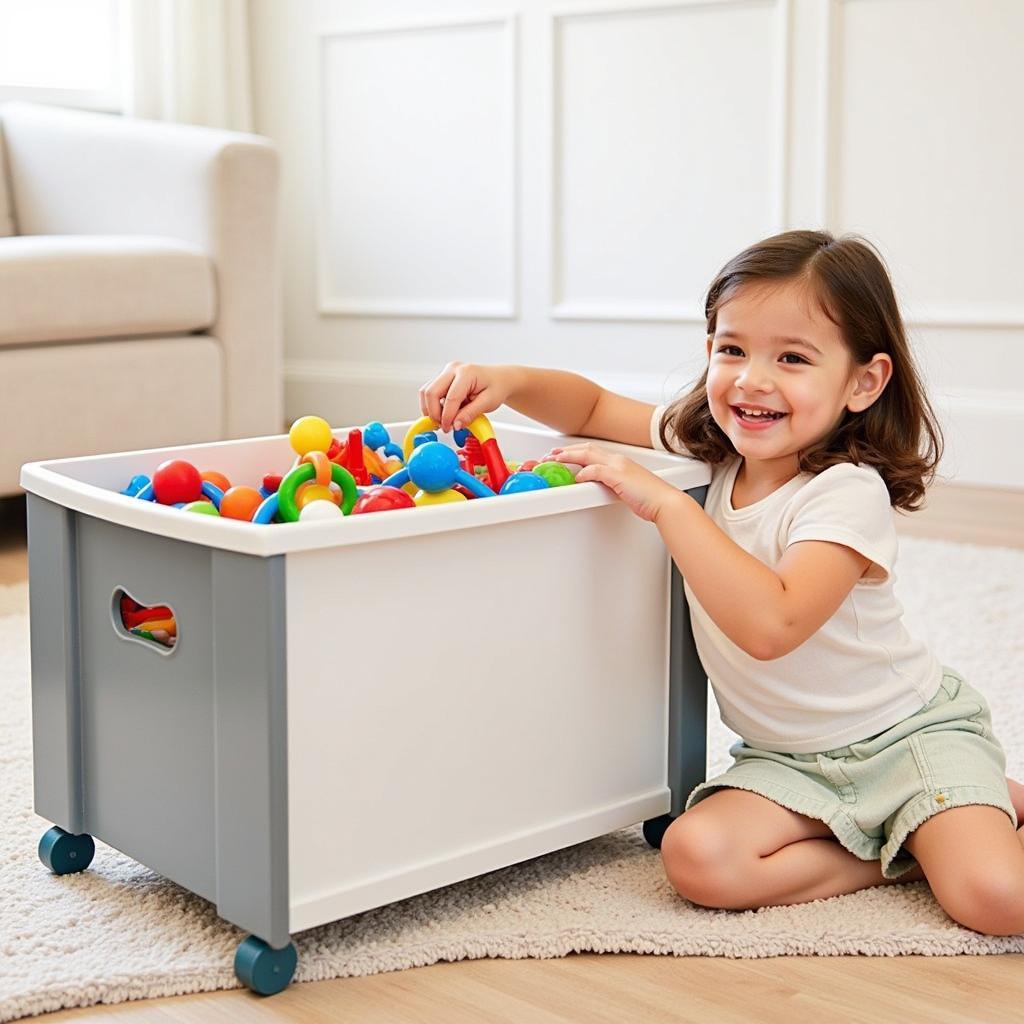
705, 278, 874, 475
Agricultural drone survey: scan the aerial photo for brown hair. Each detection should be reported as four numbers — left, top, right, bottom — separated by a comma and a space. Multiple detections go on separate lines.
659, 229, 943, 511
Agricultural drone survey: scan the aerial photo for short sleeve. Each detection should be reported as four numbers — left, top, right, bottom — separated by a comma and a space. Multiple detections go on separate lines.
650, 404, 689, 455
785, 464, 897, 583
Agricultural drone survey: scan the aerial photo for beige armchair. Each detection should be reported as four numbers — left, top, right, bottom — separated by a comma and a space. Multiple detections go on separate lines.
0, 101, 282, 496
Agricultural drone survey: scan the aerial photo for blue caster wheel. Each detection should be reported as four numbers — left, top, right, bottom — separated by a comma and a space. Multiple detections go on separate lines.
642, 814, 676, 850
38, 826, 95, 875
235, 936, 298, 995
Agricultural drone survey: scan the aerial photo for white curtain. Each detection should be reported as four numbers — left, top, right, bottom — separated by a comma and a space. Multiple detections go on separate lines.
123, 0, 252, 131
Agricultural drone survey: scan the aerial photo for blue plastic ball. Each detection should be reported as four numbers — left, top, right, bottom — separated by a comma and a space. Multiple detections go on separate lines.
499, 471, 550, 495
407, 442, 459, 493
453, 428, 470, 447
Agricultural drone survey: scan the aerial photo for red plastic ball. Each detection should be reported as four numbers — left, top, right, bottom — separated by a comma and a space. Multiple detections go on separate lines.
153, 460, 203, 505
351, 485, 416, 515
261, 473, 283, 494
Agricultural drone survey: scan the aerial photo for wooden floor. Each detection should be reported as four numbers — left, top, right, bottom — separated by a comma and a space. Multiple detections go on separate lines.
4, 483, 1023, 1023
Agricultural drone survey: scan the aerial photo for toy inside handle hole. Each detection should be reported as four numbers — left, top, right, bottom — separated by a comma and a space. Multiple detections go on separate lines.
111, 587, 178, 655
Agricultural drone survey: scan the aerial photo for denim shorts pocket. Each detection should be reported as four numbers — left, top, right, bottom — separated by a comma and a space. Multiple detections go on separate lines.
815, 754, 857, 804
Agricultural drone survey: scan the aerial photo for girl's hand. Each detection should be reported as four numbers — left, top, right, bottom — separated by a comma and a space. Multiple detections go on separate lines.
547, 442, 679, 523
419, 362, 516, 433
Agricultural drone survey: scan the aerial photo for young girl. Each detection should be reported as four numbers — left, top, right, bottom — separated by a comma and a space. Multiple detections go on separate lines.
421, 229, 1024, 935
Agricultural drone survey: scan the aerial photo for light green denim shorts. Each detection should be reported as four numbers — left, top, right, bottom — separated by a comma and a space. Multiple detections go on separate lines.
684, 667, 1015, 878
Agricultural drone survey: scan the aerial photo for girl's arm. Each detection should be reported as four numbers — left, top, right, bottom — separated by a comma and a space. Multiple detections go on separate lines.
420, 363, 656, 447
654, 490, 871, 660
549, 442, 871, 661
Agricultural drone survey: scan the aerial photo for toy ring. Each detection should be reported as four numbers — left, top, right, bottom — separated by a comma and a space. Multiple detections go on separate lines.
277, 462, 358, 522
301, 450, 332, 487
403, 414, 510, 491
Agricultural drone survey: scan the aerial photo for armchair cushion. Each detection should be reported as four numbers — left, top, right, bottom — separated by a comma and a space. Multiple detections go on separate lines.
0, 235, 214, 347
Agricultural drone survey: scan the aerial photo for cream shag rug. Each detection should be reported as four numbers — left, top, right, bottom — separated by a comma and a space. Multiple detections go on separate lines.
2, 537, 1024, 1021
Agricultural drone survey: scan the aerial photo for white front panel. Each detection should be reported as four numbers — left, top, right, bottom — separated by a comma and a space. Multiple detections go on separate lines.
318, 16, 516, 317
286, 502, 672, 930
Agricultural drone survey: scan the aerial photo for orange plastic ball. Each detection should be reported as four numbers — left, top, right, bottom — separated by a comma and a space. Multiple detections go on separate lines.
201, 470, 231, 491
219, 485, 264, 521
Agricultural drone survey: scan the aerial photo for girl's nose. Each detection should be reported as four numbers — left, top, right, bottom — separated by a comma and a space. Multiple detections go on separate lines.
736, 365, 774, 392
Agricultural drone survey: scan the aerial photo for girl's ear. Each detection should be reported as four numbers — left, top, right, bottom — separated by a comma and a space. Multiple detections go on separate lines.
847, 353, 893, 413
706, 335, 714, 359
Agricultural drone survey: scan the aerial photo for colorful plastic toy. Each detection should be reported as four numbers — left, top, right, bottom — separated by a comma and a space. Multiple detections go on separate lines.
120, 474, 150, 497
499, 471, 550, 495
183, 500, 219, 515
362, 421, 404, 462
118, 411, 574, 529
402, 414, 511, 492
351, 485, 417, 515
295, 483, 339, 510
201, 470, 231, 492
299, 500, 343, 521
220, 486, 264, 522
533, 462, 576, 488
252, 493, 279, 525
152, 459, 203, 505
276, 462, 358, 522
383, 442, 494, 505
289, 415, 333, 457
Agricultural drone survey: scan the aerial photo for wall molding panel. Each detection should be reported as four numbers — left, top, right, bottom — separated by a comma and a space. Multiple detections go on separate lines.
818, 0, 1024, 329
548, 0, 791, 323
316, 14, 518, 319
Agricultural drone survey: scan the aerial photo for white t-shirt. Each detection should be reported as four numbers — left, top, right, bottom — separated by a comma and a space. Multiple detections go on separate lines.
650, 405, 942, 754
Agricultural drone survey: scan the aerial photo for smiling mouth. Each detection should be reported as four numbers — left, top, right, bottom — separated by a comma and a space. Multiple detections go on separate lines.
732, 406, 787, 423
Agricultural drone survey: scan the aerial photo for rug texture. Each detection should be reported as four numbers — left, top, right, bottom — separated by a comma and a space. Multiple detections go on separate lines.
2, 537, 1024, 1021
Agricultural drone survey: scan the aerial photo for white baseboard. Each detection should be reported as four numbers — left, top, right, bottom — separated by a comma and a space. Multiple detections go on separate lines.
285, 360, 1024, 490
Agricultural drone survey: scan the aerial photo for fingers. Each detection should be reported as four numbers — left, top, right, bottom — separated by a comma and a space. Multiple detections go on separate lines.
419, 362, 464, 425
546, 442, 610, 467
450, 394, 491, 433
440, 375, 476, 433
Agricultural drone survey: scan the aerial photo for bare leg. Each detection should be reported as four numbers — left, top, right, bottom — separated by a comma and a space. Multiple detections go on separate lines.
733, 835, 924, 909
1007, 777, 1024, 823
662, 789, 924, 912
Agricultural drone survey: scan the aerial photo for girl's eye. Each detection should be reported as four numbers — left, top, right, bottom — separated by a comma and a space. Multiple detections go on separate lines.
780, 353, 808, 365
717, 345, 743, 356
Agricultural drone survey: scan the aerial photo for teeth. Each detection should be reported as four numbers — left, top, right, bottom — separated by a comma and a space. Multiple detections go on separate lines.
735, 407, 786, 422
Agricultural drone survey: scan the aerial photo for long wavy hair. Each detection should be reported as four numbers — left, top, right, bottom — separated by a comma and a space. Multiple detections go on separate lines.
659, 230, 943, 511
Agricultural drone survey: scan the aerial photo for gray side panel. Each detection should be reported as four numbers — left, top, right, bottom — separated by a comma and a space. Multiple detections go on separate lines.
668, 484, 710, 816
212, 551, 290, 950
27, 494, 84, 833
75, 515, 217, 899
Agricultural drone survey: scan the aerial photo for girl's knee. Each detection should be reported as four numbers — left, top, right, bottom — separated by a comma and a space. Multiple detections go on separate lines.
660, 813, 747, 908
933, 869, 1024, 936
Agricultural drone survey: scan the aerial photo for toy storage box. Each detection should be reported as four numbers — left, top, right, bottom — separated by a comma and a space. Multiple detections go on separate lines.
22, 421, 711, 991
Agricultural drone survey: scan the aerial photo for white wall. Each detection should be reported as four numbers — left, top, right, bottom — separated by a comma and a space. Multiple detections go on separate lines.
249, 0, 1024, 489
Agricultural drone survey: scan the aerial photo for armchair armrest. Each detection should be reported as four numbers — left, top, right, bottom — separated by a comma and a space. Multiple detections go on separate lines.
0, 101, 282, 440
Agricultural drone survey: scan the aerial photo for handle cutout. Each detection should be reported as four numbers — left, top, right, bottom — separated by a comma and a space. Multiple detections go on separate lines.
111, 587, 178, 655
